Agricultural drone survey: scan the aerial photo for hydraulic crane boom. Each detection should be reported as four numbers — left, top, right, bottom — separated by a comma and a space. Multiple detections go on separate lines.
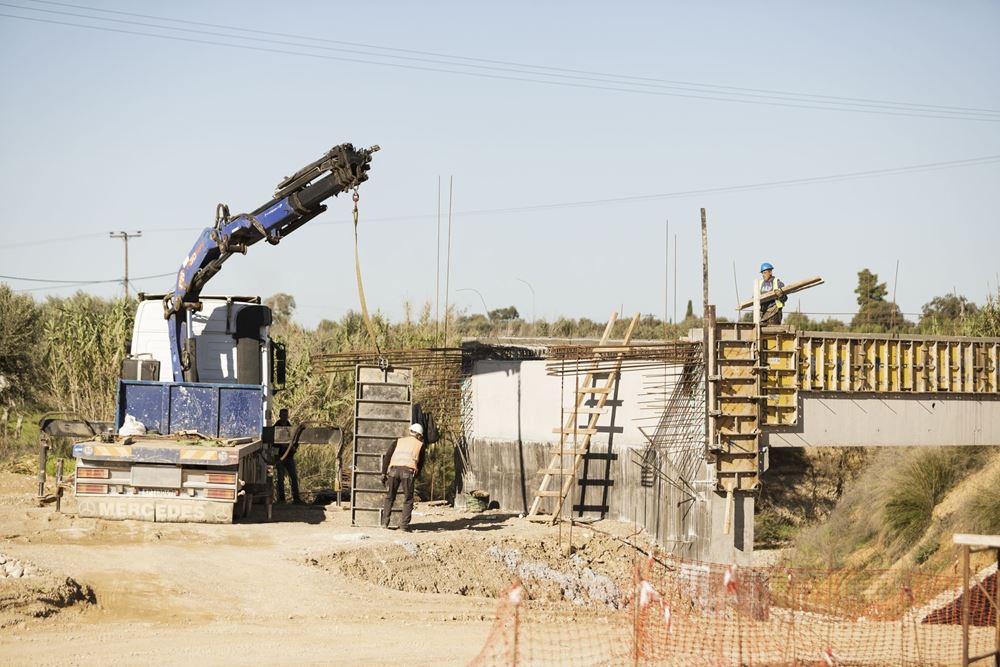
163, 143, 379, 382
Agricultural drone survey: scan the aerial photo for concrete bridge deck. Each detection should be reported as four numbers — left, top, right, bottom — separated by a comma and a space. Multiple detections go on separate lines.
456, 325, 1000, 563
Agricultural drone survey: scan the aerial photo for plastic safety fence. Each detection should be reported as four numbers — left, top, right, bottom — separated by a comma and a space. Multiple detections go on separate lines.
469, 556, 997, 666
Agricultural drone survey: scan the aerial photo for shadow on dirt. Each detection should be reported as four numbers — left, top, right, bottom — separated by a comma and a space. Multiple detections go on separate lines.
409, 513, 518, 533
245, 503, 328, 525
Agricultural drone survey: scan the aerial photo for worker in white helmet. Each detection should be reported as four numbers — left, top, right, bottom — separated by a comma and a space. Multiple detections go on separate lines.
380, 423, 425, 532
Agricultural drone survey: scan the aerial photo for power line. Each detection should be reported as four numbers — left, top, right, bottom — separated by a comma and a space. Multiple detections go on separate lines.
4, 154, 998, 254
308, 154, 1000, 225
19, 0, 1000, 118
0, 231, 109, 250
2, 5, 999, 122
1, 271, 173, 285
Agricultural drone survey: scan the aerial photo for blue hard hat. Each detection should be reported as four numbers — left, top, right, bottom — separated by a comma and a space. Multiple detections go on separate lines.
760, 262, 774, 272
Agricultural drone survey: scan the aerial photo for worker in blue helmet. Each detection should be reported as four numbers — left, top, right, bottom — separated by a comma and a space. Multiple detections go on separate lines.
759, 262, 787, 325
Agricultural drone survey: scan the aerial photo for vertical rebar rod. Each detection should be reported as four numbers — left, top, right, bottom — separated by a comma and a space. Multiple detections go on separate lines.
435, 175, 442, 344
664, 219, 669, 334
442, 176, 454, 344
673, 233, 678, 325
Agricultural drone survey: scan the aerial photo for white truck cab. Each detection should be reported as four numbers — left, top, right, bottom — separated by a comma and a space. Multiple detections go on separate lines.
128, 295, 284, 425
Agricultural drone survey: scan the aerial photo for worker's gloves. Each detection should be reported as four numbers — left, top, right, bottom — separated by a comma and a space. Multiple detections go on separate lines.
380, 474, 388, 486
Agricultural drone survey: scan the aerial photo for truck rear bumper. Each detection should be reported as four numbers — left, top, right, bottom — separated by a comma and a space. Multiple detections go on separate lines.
76, 497, 235, 523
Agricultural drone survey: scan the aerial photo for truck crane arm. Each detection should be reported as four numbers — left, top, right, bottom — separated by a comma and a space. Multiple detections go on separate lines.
164, 143, 379, 382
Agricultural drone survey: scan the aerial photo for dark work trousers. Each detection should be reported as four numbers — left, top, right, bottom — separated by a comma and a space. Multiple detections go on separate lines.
382, 466, 415, 528
760, 304, 783, 325
276, 451, 301, 503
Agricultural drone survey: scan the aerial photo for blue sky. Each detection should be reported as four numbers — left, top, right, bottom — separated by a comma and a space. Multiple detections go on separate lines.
1, 1, 998, 327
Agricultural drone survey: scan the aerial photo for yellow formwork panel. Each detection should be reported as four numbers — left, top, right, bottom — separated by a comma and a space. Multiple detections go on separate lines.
717, 399, 758, 417
718, 380, 757, 397
716, 456, 758, 474
719, 346, 755, 361
792, 334, 999, 394
721, 365, 755, 380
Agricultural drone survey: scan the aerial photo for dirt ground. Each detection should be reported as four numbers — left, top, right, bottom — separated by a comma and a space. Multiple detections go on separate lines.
0, 472, 656, 666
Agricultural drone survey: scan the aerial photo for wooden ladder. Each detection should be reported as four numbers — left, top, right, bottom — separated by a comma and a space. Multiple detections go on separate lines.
526, 311, 640, 523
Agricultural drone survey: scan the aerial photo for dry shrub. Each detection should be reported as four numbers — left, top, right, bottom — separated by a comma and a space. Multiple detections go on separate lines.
790, 447, 994, 571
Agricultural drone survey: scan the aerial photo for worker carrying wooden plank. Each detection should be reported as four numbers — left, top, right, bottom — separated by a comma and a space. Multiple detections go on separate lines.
758, 262, 788, 324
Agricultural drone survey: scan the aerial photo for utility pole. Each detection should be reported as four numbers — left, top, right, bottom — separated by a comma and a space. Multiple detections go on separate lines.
109, 231, 142, 299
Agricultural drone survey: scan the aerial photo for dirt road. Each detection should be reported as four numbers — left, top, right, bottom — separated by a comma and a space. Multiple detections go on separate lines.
0, 472, 644, 666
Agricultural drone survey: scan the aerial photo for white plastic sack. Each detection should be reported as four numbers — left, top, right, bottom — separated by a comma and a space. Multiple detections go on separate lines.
119, 414, 147, 436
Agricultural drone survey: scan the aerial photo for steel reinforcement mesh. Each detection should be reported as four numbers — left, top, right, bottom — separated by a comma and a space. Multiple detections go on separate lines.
469, 554, 996, 666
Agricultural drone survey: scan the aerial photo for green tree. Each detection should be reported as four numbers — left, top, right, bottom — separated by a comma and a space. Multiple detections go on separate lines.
487, 306, 519, 321
970, 290, 1000, 337
854, 269, 888, 307
850, 269, 911, 333
685, 300, 694, 320
918, 294, 978, 335
265, 293, 297, 324
0, 284, 45, 407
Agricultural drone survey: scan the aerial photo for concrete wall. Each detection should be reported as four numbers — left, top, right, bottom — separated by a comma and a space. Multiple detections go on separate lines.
459, 359, 754, 564
767, 394, 1000, 448
467, 359, 650, 446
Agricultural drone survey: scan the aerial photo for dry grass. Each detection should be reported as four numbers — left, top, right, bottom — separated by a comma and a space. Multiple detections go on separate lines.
788, 447, 1000, 579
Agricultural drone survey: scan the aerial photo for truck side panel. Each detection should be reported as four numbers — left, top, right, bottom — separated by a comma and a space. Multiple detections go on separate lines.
116, 380, 263, 437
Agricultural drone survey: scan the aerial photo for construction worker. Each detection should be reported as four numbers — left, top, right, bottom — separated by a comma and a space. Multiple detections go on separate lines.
380, 423, 425, 532
274, 408, 303, 504
759, 262, 788, 325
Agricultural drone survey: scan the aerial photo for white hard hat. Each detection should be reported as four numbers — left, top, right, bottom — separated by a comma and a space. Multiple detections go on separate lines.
409, 423, 424, 435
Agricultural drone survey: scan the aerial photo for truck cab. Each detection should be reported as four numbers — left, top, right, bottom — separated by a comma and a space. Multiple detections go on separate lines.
128, 295, 284, 422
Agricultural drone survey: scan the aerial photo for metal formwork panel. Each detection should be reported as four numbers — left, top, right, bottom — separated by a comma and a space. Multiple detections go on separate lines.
350, 365, 412, 527
761, 332, 799, 426
712, 334, 763, 492
794, 333, 1000, 395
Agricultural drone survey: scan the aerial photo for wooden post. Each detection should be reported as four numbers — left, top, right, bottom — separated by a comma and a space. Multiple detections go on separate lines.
706, 305, 717, 459
701, 208, 709, 317
995, 547, 999, 667
55, 458, 64, 513
962, 542, 970, 666
36, 440, 48, 498
701, 209, 712, 460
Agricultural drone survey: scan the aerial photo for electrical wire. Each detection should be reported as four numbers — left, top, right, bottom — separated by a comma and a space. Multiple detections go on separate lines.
1, 271, 174, 285
308, 154, 1000, 225
4, 154, 998, 254
2, 3, 999, 122
24, 0, 1000, 117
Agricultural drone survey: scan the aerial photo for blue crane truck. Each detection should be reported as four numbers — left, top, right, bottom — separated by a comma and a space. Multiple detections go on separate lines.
70, 143, 377, 523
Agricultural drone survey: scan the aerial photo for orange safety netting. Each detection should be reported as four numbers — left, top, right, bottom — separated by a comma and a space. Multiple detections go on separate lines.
469, 553, 997, 666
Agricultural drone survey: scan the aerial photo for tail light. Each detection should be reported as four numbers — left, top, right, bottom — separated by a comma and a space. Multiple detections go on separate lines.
206, 473, 237, 485
77, 468, 110, 479
77, 483, 109, 494
206, 488, 235, 500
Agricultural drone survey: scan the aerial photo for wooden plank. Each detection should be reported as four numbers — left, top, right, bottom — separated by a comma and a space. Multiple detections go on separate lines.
954, 534, 1000, 548
736, 276, 824, 310
541, 468, 578, 476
